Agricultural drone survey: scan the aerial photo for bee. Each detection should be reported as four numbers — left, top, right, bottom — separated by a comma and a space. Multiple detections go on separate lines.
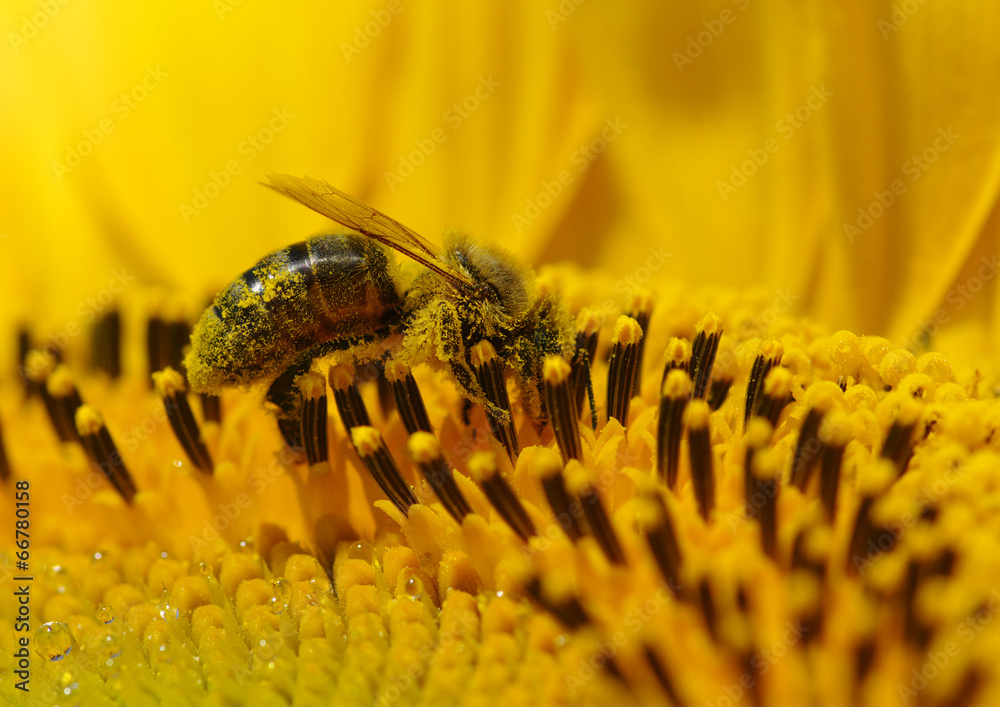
185, 174, 587, 456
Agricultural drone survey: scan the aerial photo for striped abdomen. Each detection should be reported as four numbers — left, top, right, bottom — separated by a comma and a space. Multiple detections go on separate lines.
186, 234, 400, 391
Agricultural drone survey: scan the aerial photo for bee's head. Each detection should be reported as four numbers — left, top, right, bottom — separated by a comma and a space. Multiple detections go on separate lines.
443, 232, 533, 323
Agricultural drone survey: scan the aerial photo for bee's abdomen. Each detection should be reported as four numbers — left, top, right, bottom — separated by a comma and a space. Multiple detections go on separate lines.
186, 234, 400, 391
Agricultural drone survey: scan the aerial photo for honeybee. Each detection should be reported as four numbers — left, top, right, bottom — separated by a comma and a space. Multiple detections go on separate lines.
185, 174, 581, 455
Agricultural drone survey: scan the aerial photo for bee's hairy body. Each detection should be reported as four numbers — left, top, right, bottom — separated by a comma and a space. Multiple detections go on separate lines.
187, 234, 401, 392
186, 175, 578, 452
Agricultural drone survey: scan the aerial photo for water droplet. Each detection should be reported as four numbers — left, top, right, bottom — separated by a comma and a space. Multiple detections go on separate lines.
35, 622, 73, 661
403, 574, 423, 600
495, 590, 504, 598
198, 562, 214, 579
97, 631, 122, 660
157, 590, 179, 621
160, 551, 169, 559
92, 552, 103, 561
239, 537, 255, 552
554, 634, 567, 647
96, 605, 115, 624
269, 579, 291, 614
347, 541, 373, 562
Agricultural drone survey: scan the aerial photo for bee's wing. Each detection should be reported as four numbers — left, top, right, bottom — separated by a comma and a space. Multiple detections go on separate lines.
265, 174, 473, 291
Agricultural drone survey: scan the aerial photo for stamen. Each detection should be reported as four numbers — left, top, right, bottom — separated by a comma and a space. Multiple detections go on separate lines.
818, 410, 851, 520
74, 405, 138, 503
163, 304, 192, 377
374, 359, 395, 419
296, 371, 328, 467
753, 366, 793, 427
565, 461, 625, 564
0, 417, 10, 482
657, 369, 692, 489
25, 350, 76, 444
743, 417, 773, 516
471, 341, 519, 460
625, 289, 653, 396
533, 447, 585, 541
685, 400, 714, 520
571, 308, 601, 427
544, 355, 581, 462
329, 364, 371, 432
743, 338, 783, 428
708, 348, 736, 411
643, 645, 683, 705
146, 313, 165, 380
606, 315, 643, 427
91, 309, 122, 379
698, 576, 718, 641
407, 431, 472, 523
789, 381, 841, 490
689, 313, 722, 399
385, 358, 432, 435
17, 326, 33, 397
845, 460, 895, 575
524, 574, 590, 630
47, 365, 85, 445
153, 367, 214, 473
749, 447, 780, 561
350, 426, 416, 515
467, 451, 536, 541
880, 396, 920, 474
199, 394, 222, 424
638, 492, 684, 598
660, 337, 691, 387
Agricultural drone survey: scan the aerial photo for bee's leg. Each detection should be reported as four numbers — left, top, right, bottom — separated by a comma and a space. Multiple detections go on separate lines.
266, 336, 384, 452
462, 347, 520, 461
575, 346, 598, 431
267, 355, 315, 453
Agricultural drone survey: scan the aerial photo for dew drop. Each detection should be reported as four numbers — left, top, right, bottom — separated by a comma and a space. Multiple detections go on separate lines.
198, 562, 215, 579
157, 590, 179, 621
347, 541, 373, 562
35, 622, 73, 661
98, 631, 122, 660
96, 604, 115, 624
239, 537, 255, 552
269, 579, 291, 614
403, 574, 423, 600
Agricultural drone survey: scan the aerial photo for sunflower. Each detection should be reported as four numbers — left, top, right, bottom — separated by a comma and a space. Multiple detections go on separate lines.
3, 1, 1000, 706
